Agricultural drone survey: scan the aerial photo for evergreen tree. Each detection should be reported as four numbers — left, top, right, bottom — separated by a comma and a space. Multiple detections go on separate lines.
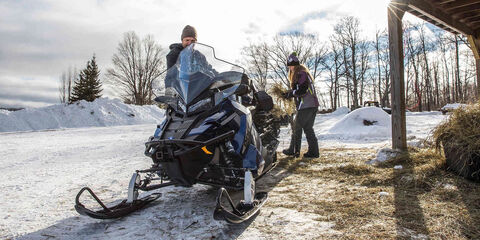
70, 55, 103, 103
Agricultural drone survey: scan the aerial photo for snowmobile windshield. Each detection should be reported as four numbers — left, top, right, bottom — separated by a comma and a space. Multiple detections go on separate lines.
164, 43, 244, 106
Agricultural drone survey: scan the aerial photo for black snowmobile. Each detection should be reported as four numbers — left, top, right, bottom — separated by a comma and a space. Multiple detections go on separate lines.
75, 43, 283, 223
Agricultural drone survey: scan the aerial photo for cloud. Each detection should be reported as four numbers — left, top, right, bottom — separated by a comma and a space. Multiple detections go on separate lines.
0, 75, 59, 107
243, 22, 261, 35
279, 11, 331, 35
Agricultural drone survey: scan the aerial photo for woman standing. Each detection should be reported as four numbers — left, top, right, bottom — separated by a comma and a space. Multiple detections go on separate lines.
282, 52, 319, 158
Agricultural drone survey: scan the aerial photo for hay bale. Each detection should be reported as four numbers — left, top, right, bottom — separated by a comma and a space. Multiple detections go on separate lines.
433, 103, 480, 181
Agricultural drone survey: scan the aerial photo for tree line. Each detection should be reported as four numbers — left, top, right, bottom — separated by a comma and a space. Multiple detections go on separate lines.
60, 16, 478, 111
241, 16, 478, 111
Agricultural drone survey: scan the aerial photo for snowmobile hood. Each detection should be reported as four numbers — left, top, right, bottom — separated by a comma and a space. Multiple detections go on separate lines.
163, 43, 244, 106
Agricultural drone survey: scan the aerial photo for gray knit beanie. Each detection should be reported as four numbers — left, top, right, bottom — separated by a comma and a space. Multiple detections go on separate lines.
181, 25, 197, 40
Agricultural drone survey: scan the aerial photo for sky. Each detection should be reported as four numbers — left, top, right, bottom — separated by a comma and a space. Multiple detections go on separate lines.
0, 0, 412, 108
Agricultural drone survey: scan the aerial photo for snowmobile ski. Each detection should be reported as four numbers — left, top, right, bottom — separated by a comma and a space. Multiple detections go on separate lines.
213, 187, 268, 224
74, 187, 162, 219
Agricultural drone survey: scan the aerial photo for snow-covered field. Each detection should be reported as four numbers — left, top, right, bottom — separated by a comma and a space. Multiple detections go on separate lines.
0, 101, 447, 239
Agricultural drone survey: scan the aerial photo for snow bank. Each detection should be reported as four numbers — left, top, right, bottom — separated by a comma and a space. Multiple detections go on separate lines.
328, 107, 391, 139
406, 111, 442, 116
0, 98, 165, 132
329, 106, 350, 116
441, 103, 468, 111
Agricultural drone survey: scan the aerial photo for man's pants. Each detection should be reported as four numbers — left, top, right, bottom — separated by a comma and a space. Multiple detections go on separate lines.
287, 107, 319, 155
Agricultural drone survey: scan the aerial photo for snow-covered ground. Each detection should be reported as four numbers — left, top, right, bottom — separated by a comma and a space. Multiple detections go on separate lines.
0, 101, 447, 239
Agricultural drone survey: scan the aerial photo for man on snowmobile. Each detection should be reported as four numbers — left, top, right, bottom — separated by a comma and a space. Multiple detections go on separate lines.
164, 26, 218, 97
166, 25, 197, 69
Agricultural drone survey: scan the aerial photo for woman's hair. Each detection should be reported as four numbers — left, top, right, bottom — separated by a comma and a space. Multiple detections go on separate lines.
288, 64, 314, 88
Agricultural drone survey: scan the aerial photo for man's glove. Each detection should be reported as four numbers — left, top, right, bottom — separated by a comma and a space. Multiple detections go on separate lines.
282, 90, 294, 99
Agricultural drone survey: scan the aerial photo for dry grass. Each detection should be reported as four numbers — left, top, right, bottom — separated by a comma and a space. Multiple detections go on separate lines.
263, 147, 480, 239
433, 103, 480, 180
433, 103, 480, 152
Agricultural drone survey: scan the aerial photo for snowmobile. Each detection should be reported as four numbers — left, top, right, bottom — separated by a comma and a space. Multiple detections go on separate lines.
75, 43, 283, 223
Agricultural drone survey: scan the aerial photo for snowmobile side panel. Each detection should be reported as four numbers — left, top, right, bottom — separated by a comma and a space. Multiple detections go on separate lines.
187, 123, 213, 136
232, 115, 247, 154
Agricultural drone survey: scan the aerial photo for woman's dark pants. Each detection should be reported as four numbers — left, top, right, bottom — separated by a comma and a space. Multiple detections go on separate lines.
287, 107, 319, 155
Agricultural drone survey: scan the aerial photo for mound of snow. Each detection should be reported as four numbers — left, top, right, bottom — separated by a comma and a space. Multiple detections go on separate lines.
0, 98, 165, 132
441, 103, 467, 111
367, 148, 401, 164
328, 107, 391, 138
330, 106, 350, 116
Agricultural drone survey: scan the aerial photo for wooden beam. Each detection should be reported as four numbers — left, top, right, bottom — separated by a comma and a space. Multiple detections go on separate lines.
438, 0, 456, 3
440, 0, 480, 11
460, 14, 480, 22
448, 3, 480, 15
468, 20, 480, 26
388, 3, 407, 151
407, 0, 474, 36
452, 11, 480, 24
408, 9, 459, 33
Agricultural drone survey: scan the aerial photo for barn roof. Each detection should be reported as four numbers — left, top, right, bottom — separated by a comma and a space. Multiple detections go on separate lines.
391, 0, 480, 37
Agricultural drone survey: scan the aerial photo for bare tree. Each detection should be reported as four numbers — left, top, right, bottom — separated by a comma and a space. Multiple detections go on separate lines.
59, 72, 67, 103
436, 30, 452, 104
333, 16, 363, 109
265, 33, 316, 88
418, 24, 434, 111
322, 39, 345, 110
358, 40, 371, 105
306, 42, 328, 81
404, 23, 423, 111
107, 31, 165, 105
58, 66, 76, 103
241, 42, 270, 90
374, 29, 383, 102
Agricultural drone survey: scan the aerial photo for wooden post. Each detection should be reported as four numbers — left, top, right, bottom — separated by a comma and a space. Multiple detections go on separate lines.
467, 35, 480, 99
476, 59, 480, 98
388, 3, 407, 151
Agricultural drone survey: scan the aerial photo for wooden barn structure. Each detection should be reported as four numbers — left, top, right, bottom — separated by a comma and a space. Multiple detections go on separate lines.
388, 0, 480, 150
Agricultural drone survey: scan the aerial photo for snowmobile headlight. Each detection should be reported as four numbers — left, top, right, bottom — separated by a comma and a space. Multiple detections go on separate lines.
189, 98, 212, 113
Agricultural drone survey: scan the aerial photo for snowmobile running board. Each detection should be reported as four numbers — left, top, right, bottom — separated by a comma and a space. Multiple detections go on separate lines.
213, 187, 268, 224
75, 187, 164, 219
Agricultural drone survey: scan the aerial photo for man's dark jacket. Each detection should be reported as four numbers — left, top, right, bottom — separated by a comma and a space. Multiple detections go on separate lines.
166, 43, 184, 69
